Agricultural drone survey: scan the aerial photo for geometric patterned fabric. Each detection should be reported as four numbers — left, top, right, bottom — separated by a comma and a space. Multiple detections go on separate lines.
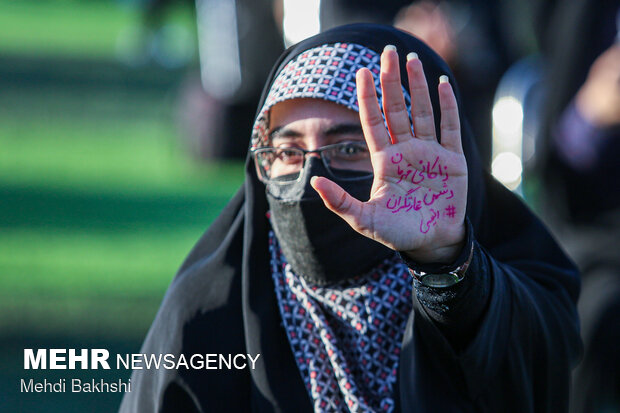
251, 42, 412, 149
269, 230, 413, 412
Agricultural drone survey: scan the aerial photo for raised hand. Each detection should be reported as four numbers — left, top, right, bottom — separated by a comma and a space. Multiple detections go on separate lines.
311, 45, 468, 264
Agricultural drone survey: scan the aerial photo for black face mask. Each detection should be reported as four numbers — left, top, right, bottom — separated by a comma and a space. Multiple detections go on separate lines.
266, 157, 394, 285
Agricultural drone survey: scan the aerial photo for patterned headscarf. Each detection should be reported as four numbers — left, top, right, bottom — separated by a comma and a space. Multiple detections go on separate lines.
269, 231, 413, 412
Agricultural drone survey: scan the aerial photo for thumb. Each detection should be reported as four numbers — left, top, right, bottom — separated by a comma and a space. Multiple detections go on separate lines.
311, 176, 368, 234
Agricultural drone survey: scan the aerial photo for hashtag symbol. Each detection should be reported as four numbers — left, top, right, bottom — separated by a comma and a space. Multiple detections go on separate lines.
445, 205, 456, 218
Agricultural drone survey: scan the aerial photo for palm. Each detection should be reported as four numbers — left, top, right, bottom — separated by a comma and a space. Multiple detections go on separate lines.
312, 47, 468, 263
365, 139, 467, 252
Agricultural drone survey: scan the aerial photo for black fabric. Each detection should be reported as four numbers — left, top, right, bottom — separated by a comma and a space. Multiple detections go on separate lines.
119, 24, 581, 413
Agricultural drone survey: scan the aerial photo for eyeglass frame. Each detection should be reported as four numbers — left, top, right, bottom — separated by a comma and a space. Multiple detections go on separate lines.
250, 141, 374, 184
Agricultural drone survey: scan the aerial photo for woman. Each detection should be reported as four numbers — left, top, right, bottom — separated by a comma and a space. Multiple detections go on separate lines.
537, 1, 620, 411
120, 24, 580, 412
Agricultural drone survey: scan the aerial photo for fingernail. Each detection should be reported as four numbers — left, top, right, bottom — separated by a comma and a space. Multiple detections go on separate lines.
439, 75, 449, 84
406, 52, 418, 61
384, 44, 397, 53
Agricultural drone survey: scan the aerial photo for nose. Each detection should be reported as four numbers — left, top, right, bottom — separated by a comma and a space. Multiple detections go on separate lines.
299, 150, 323, 175
304, 149, 322, 160
301, 155, 329, 179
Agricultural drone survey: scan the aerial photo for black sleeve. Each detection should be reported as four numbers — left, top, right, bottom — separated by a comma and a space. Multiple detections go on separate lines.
398, 176, 582, 413
118, 190, 252, 413
117, 254, 252, 413
399, 218, 491, 351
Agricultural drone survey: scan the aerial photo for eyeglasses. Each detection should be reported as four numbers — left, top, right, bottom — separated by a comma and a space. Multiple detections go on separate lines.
251, 141, 373, 183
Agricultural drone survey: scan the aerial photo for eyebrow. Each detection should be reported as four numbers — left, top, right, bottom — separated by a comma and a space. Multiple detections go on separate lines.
270, 123, 363, 141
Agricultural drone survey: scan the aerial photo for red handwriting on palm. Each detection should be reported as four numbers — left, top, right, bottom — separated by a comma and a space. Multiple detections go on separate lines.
311, 46, 467, 264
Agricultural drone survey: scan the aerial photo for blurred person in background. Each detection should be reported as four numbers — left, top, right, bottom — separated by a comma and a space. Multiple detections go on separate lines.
120, 24, 580, 412
176, 0, 283, 160
537, 0, 620, 411
116, 0, 283, 160
394, 0, 532, 169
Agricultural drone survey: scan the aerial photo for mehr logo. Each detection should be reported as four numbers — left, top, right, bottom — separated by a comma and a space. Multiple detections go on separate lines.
24, 349, 111, 370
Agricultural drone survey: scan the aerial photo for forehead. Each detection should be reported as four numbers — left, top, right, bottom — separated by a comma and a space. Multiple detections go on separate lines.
269, 98, 359, 131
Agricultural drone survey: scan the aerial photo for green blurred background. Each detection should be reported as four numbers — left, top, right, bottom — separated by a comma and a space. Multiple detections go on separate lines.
0, 1, 244, 411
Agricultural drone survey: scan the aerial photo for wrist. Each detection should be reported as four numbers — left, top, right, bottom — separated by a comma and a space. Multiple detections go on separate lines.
403, 223, 466, 264
399, 219, 474, 288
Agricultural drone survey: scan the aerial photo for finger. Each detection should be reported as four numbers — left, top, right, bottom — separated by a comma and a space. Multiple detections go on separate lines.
356, 67, 391, 153
380, 45, 413, 144
311, 176, 372, 237
406, 53, 436, 141
438, 75, 463, 153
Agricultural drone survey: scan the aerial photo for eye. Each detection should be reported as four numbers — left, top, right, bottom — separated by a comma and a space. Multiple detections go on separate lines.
334, 142, 369, 158
275, 147, 303, 164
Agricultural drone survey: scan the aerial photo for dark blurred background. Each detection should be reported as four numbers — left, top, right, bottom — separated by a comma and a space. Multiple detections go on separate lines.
0, 1, 245, 411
